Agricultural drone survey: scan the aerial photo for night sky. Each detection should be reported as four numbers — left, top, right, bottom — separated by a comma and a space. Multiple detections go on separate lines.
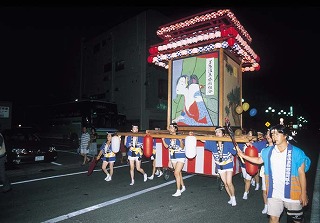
0, 3, 319, 127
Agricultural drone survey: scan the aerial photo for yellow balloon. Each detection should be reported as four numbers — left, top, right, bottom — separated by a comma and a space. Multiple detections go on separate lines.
242, 102, 250, 111
235, 129, 242, 136
236, 105, 243, 114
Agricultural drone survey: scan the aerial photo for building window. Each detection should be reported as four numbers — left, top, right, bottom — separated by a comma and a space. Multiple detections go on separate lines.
115, 60, 125, 72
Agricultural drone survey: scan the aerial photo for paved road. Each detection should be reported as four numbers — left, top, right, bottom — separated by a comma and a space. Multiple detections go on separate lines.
1, 131, 319, 223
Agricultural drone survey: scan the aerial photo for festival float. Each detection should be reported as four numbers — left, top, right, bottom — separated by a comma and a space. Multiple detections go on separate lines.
119, 9, 260, 177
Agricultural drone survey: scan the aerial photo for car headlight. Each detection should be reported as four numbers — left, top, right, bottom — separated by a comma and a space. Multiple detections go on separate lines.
12, 148, 27, 154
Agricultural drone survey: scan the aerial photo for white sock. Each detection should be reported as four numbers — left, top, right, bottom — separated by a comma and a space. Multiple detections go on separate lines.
243, 191, 248, 200
172, 190, 181, 197
231, 196, 236, 206
262, 204, 268, 214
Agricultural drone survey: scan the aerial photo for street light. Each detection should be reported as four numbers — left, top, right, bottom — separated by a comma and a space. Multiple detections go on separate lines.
265, 107, 275, 113
265, 107, 276, 125
278, 109, 291, 116
297, 116, 308, 129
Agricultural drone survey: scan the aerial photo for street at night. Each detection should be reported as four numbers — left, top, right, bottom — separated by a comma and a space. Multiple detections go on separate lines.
1, 131, 319, 223
0, 4, 319, 223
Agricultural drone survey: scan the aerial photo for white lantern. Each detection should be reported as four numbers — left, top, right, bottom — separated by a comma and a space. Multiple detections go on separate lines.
111, 136, 120, 153
215, 30, 221, 38
191, 48, 199, 54
185, 135, 197, 159
181, 39, 187, 46
215, 43, 222, 48
181, 50, 188, 56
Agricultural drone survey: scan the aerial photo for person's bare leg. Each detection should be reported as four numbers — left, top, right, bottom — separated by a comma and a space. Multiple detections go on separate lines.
129, 159, 135, 185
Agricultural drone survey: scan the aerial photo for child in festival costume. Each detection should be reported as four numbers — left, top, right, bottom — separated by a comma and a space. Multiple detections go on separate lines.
96, 132, 118, 181
124, 125, 147, 185
161, 123, 186, 197
204, 127, 238, 206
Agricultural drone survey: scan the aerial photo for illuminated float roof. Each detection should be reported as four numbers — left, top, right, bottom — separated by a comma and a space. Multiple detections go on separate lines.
147, 9, 260, 72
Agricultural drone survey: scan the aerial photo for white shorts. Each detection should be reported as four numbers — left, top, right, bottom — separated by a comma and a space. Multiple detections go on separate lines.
241, 167, 252, 180
128, 156, 140, 161
81, 148, 89, 154
171, 158, 185, 164
217, 167, 234, 174
268, 197, 302, 217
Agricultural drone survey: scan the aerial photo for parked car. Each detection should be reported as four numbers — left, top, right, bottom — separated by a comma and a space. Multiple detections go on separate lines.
2, 127, 57, 166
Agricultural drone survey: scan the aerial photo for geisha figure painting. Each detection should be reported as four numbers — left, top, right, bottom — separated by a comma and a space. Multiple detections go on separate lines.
170, 53, 220, 127
173, 75, 213, 126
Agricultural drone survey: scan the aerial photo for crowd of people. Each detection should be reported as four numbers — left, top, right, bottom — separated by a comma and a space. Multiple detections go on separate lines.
1, 119, 311, 223
238, 125, 310, 223
75, 122, 311, 223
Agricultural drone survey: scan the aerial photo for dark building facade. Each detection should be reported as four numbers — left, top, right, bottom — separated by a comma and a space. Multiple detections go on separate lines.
80, 10, 172, 130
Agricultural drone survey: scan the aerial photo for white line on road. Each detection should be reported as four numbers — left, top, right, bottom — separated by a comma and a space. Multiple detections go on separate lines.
50, 162, 62, 166
8, 164, 127, 186
42, 174, 195, 223
4, 160, 148, 186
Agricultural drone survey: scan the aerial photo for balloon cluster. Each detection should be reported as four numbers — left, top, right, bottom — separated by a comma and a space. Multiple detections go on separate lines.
235, 102, 257, 117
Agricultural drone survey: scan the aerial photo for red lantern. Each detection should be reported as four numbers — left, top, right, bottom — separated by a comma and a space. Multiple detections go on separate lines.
152, 46, 158, 54
221, 28, 228, 37
244, 145, 259, 176
143, 134, 153, 158
148, 46, 158, 54
227, 38, 235, 46
147, 56, 153, 63
228, 27, 238, 36
255, 64, 261, 71
220, 24, 226, 30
